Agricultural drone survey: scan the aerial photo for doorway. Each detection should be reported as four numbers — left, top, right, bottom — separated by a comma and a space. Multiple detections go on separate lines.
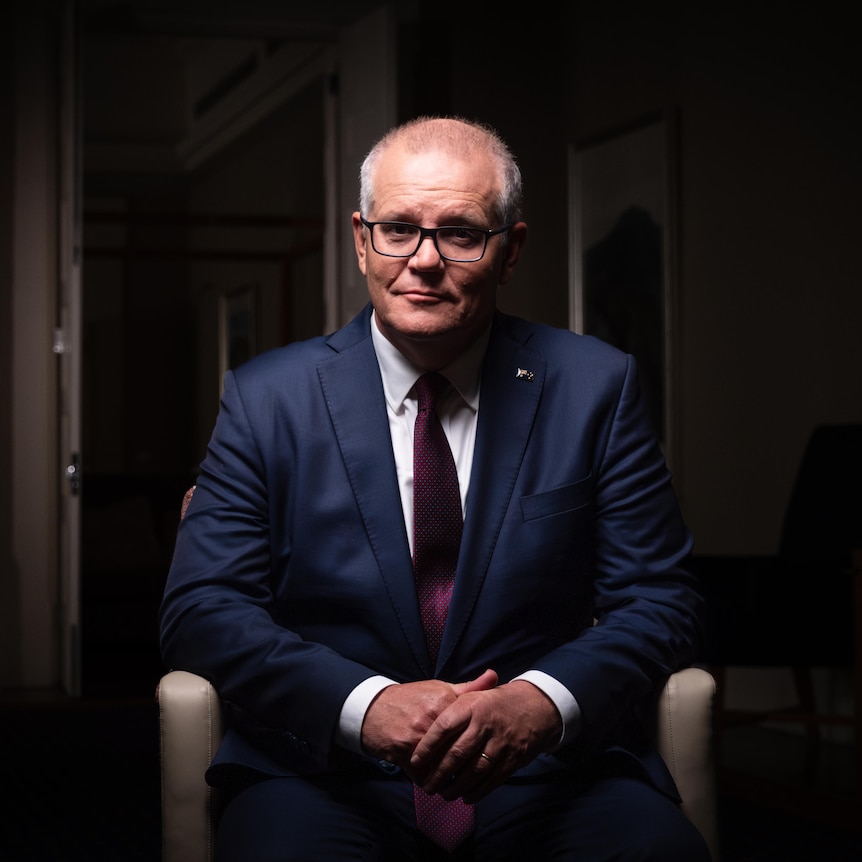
78, 9, 330, 696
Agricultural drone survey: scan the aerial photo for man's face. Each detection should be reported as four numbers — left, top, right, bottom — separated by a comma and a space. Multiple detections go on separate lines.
352, 142, 526, 369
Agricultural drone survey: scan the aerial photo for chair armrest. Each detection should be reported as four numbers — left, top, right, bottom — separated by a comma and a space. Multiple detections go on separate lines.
657, 667, 719, 861
158, 670, 224, 862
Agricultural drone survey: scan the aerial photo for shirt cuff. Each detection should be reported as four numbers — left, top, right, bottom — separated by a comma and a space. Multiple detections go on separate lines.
335, 676, 399, 754
514, 669, 581, 748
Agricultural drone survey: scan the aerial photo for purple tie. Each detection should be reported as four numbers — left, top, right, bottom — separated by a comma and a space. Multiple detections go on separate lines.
411, 372, 475, 853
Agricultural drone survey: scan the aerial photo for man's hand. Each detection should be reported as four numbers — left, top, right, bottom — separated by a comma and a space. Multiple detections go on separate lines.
360, 669, 499, 766
407, 679, 563, 803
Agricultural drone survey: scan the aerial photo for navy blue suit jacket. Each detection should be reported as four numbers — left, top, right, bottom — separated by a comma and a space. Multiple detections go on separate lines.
159, 304, 703, 799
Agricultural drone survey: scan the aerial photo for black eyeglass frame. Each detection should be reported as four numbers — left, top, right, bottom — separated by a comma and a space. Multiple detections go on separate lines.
360, 216, 514, 263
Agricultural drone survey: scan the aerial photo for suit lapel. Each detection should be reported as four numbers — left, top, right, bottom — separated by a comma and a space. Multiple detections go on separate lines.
438, 315, 546, 674
317, 310, 431, 674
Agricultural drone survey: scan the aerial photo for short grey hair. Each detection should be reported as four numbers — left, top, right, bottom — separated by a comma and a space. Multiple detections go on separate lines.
358, 116, 523, 227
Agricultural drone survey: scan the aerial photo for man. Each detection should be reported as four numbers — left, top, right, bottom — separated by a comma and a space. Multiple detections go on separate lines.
159, 116, 709, 861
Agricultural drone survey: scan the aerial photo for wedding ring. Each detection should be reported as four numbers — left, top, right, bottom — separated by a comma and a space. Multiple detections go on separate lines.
479, 752, 496, 767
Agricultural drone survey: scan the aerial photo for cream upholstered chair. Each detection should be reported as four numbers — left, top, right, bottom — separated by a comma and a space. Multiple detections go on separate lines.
157, 666, 719, 862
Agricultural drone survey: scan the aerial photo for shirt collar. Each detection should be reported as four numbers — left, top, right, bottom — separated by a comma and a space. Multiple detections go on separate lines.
370, 310, 487, 413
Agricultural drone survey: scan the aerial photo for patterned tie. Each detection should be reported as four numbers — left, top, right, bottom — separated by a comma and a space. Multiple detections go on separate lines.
411, 372, 475, 853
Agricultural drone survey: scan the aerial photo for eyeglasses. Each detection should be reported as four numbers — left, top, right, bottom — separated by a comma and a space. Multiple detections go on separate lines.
360, 216, 513, 263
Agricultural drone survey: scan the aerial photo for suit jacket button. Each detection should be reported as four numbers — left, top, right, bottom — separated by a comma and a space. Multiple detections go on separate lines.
376, 759, 400, 775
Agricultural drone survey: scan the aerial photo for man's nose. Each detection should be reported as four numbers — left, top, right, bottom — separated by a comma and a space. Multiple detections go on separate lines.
410, 234, 444, 268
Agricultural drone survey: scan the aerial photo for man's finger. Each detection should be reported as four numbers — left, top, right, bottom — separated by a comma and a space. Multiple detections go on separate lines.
451, 668, 498, 695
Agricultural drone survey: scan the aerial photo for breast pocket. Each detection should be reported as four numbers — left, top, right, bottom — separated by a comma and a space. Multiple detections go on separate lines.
520, 474, 594, 522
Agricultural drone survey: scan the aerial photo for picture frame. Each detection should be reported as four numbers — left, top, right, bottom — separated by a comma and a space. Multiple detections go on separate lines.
568, 111, 679, 470
219, 284, 258, 388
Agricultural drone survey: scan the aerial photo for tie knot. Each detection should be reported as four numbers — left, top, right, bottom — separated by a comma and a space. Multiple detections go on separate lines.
414, 372, 450, 413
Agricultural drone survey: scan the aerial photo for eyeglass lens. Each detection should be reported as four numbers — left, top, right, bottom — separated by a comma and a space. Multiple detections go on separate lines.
372, 223, 486, 261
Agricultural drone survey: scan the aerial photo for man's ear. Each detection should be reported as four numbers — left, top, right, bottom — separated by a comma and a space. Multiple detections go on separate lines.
498, 222, 527, 285
351, 212, 367, 275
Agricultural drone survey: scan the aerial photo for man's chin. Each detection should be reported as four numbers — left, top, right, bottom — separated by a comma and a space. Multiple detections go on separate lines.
386, 303, 458, 337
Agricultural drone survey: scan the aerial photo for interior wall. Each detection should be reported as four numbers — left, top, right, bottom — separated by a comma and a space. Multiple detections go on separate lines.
5, 0, 61, 689
565, 6, 861, 555
0, 1, 17, 687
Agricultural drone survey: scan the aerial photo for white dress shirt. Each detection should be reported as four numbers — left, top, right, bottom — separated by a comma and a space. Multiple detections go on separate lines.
335, 312, 579, 754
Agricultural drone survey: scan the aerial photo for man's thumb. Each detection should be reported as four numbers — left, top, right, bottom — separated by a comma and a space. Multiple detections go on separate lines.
453, 668, 498, 695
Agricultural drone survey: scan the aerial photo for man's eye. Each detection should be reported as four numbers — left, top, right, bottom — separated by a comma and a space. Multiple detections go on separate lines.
440, 227, 482, 245
386, 224, 417, 237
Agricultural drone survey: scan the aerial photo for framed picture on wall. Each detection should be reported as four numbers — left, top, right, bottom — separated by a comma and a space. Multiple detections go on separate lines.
219, 284, 258, 387
568, 111, 679, 470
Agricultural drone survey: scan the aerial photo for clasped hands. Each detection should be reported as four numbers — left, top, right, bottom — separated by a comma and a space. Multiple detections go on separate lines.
360, 669, 562, 804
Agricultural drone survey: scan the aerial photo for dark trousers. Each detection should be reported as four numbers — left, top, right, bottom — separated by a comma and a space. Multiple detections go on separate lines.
214, 769, 711, 861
